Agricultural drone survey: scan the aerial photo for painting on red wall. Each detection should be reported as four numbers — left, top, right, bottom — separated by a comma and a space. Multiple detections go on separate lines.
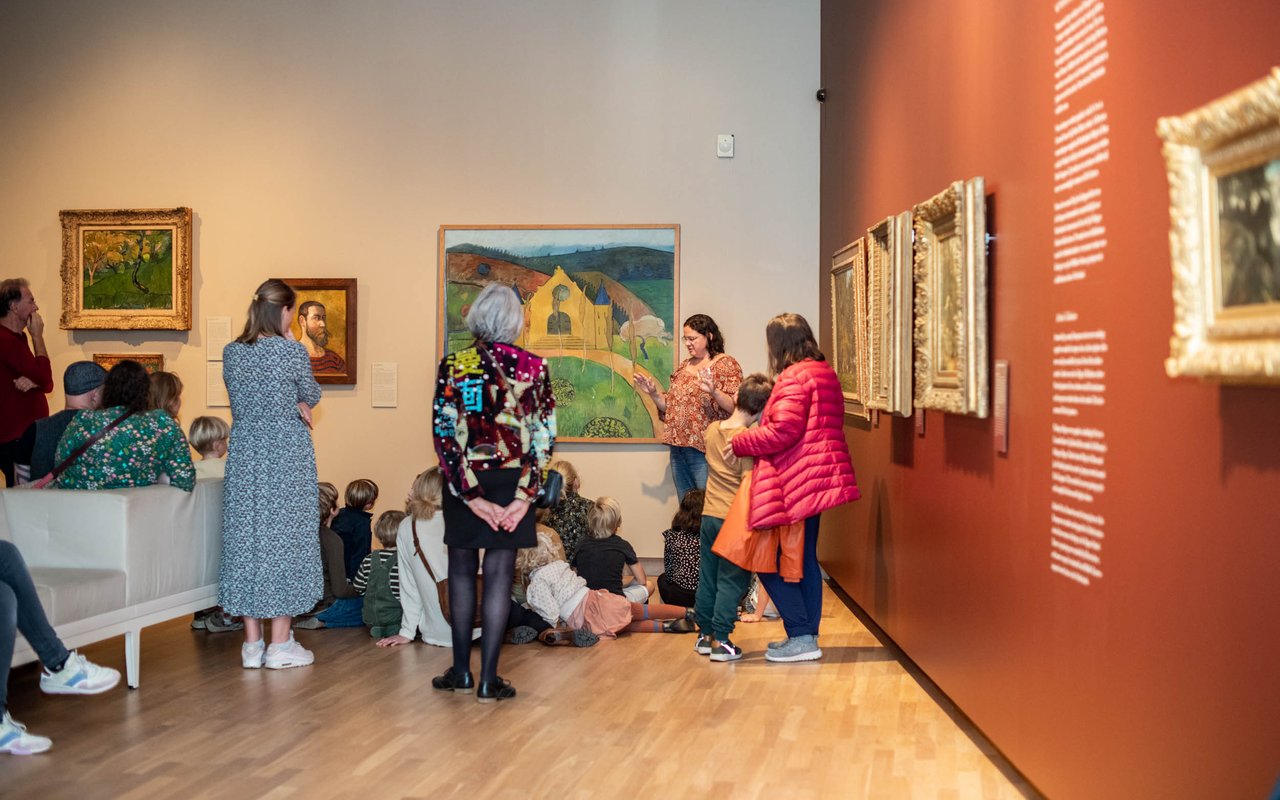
1160, 67, 1280, 384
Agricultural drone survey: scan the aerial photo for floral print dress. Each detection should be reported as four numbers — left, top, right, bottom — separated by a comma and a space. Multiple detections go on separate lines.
55, 408, 195, 491
661, 355, 743, 451
545, 490, 593, 562
218, 337, 323, 618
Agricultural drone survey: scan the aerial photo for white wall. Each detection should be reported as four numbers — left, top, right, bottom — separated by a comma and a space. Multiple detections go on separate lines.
0, 0, 819, 554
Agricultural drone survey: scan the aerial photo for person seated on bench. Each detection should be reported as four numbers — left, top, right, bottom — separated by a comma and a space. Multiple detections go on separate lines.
1, 540, 120, 755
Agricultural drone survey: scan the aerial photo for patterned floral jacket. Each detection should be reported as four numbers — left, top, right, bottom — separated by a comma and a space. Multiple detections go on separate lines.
432, 342, 556, 502
55, 407, 195, 491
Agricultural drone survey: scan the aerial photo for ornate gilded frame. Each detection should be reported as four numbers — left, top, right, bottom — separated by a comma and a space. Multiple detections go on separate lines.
60, 207, 193, 330
1158, 67, 1280, 383
866, 212, 913, 416
92, 353, 165, 374
912, 178, 988, 417
830, 238, 870, 419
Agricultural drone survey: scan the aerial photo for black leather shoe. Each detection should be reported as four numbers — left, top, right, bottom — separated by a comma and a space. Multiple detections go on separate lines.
432, 667, 474, 694
476, 678, 516, 703
663, 617, 697, 633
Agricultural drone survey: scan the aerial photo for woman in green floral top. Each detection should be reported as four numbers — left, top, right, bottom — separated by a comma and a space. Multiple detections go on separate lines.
55, 360, 194, 492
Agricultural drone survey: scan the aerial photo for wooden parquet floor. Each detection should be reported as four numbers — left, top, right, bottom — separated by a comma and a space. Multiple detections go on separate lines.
1, 585, 1038, 799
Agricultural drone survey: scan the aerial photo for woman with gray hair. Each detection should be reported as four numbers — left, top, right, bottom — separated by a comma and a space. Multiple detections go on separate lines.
431, 282, 556, 702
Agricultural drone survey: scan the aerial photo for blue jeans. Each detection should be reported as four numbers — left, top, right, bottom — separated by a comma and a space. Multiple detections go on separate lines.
693, 516, 752, 642
1, 540, 70, 709
669, 445, 708, 500
757, 515, 822, 638
316, 596, 364, 628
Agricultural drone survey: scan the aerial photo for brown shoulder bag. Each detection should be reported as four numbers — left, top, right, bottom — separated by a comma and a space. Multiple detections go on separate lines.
412, 517, 483, 628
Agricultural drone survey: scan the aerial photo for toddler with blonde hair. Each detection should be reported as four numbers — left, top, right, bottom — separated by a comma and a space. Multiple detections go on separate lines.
572, 497, 653, 604
354, 510, 407, 639
188, 416, 229, 480
525, 521, 695, 638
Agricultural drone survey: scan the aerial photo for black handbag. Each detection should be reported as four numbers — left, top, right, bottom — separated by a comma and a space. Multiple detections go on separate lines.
536, 467, 564, 508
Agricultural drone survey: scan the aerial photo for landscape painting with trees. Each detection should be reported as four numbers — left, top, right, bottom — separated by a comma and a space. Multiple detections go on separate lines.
438, 225, 679, 442
60, 207, 193, 330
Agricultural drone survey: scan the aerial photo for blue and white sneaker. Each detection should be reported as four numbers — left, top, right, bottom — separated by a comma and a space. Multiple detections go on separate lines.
694, 634, 713, 656
765, 634, 822, 663
709, 640, 743, 662
0, 711, 52, 755
39, 651, 121, 695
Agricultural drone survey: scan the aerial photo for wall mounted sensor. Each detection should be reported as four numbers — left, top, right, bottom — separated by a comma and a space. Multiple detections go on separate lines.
717, 134, 734, 158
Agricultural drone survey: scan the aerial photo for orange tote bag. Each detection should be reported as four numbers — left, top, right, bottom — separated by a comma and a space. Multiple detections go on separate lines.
712, 472, 780, 574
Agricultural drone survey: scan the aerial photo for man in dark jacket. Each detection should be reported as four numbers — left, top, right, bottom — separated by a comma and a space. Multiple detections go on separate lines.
13, 361, 107, 484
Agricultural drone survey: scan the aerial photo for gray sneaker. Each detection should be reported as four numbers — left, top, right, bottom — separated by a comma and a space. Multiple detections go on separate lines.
767, 638, 788, 650
765, 634, 822, 663
507, 625, 538, 645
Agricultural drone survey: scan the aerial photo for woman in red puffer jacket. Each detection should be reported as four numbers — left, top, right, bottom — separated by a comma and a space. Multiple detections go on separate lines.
730, 313, 859, 663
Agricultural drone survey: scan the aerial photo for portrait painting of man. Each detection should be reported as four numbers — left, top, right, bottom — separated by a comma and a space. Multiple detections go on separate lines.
285, 279, 357, 384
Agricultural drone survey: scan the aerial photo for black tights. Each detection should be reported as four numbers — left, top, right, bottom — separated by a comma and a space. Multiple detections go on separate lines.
448, 547, 516, 683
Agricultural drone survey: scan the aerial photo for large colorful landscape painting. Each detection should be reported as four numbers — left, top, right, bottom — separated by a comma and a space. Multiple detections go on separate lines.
438, 225, 679, 442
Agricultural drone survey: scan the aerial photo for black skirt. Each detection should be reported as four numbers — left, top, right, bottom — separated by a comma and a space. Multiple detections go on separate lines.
443, 467, 536, 550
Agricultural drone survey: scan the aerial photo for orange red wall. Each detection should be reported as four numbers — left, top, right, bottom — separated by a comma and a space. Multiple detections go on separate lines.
818, 2, 1280, 797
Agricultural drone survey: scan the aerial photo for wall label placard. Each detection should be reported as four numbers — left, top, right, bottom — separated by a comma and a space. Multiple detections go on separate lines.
1049, 0, 1110, 587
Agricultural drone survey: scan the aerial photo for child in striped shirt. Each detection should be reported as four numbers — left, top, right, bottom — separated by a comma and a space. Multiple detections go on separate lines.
355, 510, 407, 639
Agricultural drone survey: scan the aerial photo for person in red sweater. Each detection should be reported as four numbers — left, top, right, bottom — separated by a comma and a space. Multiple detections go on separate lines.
730, 313, 860, 663
0, 279, 52, 487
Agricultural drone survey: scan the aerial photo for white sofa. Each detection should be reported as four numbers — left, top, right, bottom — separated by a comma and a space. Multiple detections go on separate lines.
0, 479, 223, 687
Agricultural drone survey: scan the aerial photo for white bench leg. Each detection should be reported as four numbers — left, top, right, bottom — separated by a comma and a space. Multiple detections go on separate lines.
125, 628, 141, 688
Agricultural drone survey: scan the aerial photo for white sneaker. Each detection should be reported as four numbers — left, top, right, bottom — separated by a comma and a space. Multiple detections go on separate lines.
264, 635, 314, 670
242, 639, 265, 669
0, 711, 52, 755
39, 651, 121, 695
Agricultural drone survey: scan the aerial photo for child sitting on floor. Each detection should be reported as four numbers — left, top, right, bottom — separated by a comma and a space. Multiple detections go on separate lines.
187, 415, 237, 632
543, 459, 592, 561
507, 528, 595, 647
377, 467, 479, 648
334, 478, 378, 579
536, 500, 695, 637
296, 482, 364, 630
656, 489, 704, 608
354, 510, 407, 639
573, 497, 653, 604
188, 416, 230, 481
513, 507, 566, 608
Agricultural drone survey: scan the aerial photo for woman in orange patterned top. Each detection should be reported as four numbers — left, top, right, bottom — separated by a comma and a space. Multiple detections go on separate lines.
633, 314, 742, 499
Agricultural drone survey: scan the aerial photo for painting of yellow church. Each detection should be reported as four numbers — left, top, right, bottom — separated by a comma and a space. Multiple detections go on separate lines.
440, 224, 678, 442
521, 266, 613, 351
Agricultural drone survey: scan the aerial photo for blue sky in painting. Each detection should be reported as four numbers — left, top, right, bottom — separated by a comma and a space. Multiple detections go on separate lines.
445, 227, 675, 257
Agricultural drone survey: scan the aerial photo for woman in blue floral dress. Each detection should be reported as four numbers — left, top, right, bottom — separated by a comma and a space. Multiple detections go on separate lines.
219, 279, 323, 671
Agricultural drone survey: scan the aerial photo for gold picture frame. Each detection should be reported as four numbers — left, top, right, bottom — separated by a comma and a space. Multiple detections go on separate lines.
831, 238, 869, 419
60, 208, 193, 330
866, 212, 914, 416
1158, 67, 1280, 383
912, 178, 988, 417
92, 353, 165, 374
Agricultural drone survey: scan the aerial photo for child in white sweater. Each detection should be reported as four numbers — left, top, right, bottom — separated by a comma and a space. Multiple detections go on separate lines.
524, 529, 696, 638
